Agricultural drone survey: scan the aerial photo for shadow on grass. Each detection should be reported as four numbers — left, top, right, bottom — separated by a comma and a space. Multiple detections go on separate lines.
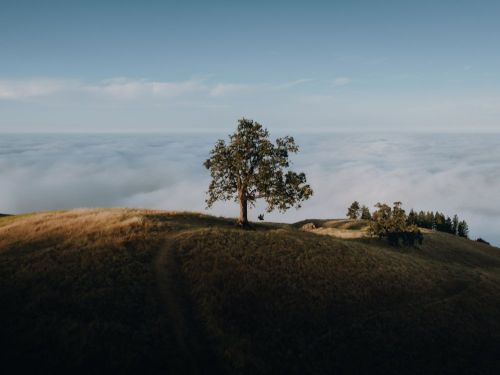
144, 212, 288, 232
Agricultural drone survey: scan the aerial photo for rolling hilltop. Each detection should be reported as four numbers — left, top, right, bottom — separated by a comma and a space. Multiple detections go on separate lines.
1, 209, 500, 374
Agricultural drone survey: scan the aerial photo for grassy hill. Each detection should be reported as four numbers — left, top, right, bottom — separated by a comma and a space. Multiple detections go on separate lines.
1, 209, 499, 374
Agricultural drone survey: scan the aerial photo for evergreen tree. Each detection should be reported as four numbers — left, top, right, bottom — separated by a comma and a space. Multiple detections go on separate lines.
360, 205, 372, 220
417, 211, 426, 228
407, 209, 417, 225
444, 216, 453, 233
428, 212, 436, 229
435, 212, 446, 231
347, 201, 361, 219
457, 220, 469, 238
405, 208, 470, 237
452, 214, 459, 235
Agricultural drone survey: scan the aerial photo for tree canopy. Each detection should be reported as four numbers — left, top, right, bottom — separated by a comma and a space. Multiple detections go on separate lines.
361, 205, 372, 220
369, 202, 423, 247
204, 118, 313, 226
346, 201, 361, 219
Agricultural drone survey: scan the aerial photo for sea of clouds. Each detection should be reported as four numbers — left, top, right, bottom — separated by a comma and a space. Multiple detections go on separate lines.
1, 133, 499, 245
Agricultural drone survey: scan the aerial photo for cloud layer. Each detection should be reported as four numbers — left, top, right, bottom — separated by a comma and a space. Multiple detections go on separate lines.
2, 77, 499, 133
1, 133, 499, 245
0, 79, 70, 99
0, 77, 311, 101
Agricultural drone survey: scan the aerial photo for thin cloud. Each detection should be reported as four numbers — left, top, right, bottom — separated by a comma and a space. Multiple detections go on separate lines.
209, 79, 312, 97
82, 78, 208, 99
333, 77, 352, 86
276, 78, 313, 88
209, 83, 256, 97
0, 78, 70, 100
0, 77, 311, 101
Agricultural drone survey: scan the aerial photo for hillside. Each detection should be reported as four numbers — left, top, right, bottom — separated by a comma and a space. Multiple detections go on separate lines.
1, 209, 500, 374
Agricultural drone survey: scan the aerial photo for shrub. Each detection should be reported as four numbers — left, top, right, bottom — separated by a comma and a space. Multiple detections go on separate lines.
369, 202, 423, 246
476, 238, 490, 245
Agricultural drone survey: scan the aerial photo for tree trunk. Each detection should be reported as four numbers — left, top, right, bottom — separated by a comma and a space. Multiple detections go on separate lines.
238, 195, 249, 227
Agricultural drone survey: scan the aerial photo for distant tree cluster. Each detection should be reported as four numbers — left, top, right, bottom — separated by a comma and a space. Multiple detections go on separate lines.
346, 201, 371, 220
368, 202, 423, 247
347, 201, 472, 242
406, 210, 469, 238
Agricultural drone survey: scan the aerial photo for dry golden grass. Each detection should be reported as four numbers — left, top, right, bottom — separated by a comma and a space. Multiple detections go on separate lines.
1, 209, 500, 374
322, 219, 370, 230
298, 218, 370, 238
309, 227, 367, 238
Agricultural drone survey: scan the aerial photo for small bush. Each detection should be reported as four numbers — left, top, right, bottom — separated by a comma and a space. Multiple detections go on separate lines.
476, 238, 490, 245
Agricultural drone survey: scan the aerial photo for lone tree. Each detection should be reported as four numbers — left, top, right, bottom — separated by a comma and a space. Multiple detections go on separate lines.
347, 201, 361, 219
204, 118, 313, 227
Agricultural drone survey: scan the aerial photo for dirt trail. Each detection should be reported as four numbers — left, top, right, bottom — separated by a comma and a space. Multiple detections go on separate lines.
154, 231, 222, 374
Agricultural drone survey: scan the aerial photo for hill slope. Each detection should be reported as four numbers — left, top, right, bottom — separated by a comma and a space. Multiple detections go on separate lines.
1, 209, 499, 374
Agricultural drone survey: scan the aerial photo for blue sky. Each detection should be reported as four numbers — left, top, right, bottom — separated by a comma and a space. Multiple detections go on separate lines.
1, 0, 500, 132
